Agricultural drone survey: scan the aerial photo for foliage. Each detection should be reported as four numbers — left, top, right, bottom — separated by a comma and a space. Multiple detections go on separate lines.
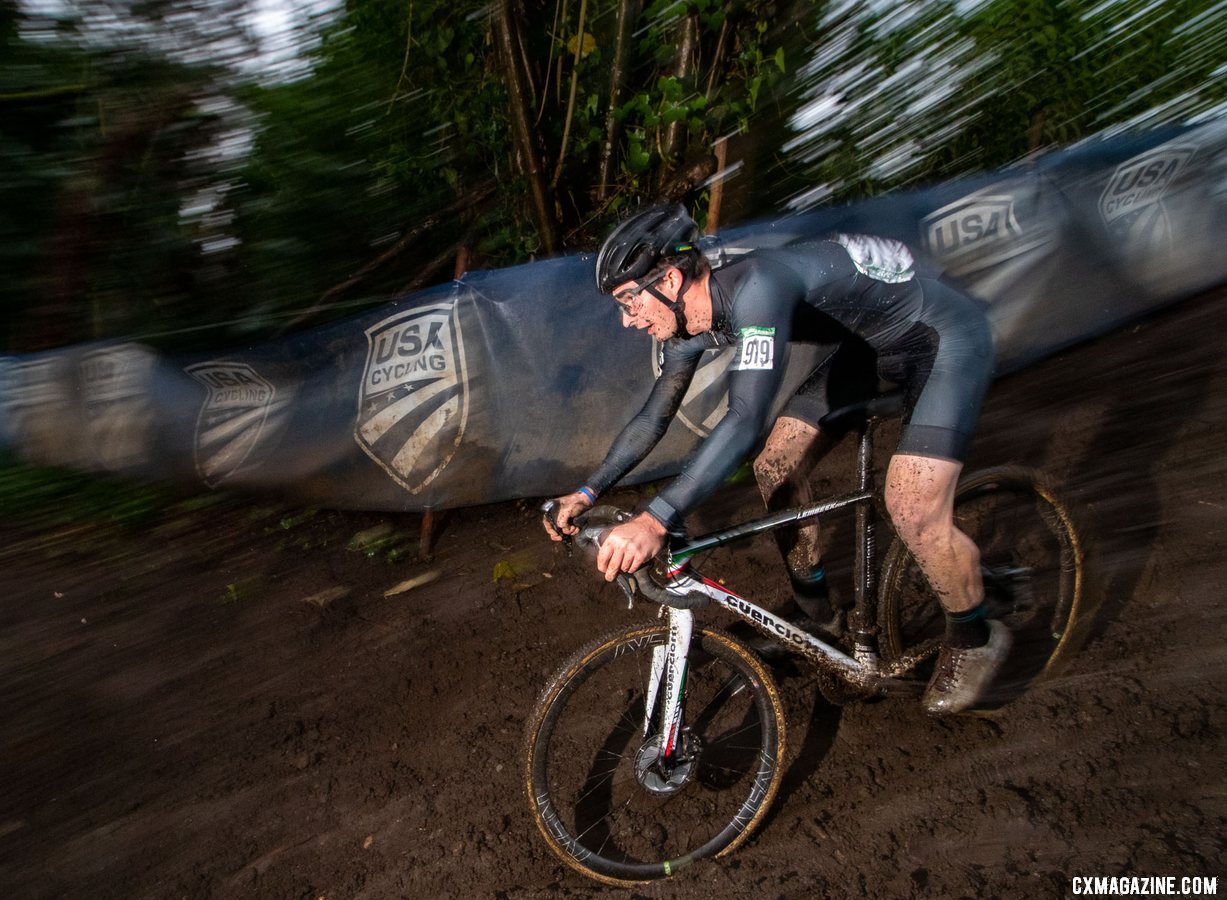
0, 50, 232, 349
0, 450, 180, 531
780, 0, 1227, 208
0, 0, 1224, 351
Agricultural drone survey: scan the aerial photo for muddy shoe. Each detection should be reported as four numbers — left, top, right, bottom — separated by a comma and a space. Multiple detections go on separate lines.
922, 619, 1013, 715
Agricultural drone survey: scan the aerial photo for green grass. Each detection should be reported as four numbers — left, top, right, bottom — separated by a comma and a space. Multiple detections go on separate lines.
0, 450, 202, 532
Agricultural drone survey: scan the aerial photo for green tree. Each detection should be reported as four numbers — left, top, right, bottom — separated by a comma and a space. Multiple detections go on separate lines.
2, 0, 1224, 347
778, 0, 1227, 209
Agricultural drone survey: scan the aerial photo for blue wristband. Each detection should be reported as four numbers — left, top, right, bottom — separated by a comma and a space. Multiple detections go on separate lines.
577, 486, 596, 504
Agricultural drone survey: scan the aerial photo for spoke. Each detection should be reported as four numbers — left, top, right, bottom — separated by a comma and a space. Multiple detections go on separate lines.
701, 758, 758, 776
707, 720, 763, 745
690, 671, 746, 719
564, 769, 620, 807
593, 748, 629, 763
553, 751, 635, 808
577, 791, 637, 845
538, 630, 778, 870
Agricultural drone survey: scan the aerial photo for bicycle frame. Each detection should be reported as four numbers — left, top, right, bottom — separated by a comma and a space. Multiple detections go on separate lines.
640, 421, 926, 762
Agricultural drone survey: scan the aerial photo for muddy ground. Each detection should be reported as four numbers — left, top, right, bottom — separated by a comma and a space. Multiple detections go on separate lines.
2, 289, 1225, 899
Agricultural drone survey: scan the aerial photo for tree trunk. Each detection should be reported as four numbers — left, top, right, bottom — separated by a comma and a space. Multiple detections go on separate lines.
597, 0, 640, 201
26, 96, 186, 350
550, 0, 590, 187
660, 10, 698, 175
494, 0, 560, 254
706, 136, 727, 233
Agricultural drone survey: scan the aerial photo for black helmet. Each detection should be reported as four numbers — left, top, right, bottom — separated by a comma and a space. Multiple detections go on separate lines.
594, 203, 699, 293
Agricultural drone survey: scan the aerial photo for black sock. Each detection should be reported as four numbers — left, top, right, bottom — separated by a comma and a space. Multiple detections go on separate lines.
945, 603, 990, 649
789, 565, 835, 622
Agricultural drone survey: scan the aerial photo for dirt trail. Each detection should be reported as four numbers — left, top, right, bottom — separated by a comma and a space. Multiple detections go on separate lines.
1, 290, 1225, 899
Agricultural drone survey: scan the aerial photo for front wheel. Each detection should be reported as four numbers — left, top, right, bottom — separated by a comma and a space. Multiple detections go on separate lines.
878, 466, 1094, 696
524, 624, 786, 886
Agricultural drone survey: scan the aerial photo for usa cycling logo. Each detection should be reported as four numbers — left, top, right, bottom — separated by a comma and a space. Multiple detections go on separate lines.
652, 340, 734, 438
187, 361, 282, 487
2, 356, 75, 464
921, 186, 1044, 275
81, 344, 155, 473
1099, 142, 1196, 247
1100, 144, 1196, 223
356, 302, 469, 494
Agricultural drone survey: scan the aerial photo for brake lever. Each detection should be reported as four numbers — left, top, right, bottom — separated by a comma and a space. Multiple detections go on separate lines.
614, 573, 636, 609
540, 499, 572, 557
542, 501, 637, 608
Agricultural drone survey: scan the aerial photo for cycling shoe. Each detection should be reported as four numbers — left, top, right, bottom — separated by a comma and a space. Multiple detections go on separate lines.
923, 619, 1013, 715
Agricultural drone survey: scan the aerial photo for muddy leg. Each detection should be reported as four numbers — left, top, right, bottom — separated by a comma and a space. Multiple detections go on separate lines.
884, 453, 983, 613
753, 416, 837, 617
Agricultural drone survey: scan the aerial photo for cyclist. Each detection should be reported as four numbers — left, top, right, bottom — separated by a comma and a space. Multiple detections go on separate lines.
544, 203, 1008, 714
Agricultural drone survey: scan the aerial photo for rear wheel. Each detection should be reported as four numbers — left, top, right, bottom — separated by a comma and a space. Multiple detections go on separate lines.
525, 624, 786, 885
878, 466, 1093, 695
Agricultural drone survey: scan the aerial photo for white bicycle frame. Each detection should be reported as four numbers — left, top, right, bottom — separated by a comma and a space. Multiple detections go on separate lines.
643, 562, 870, 750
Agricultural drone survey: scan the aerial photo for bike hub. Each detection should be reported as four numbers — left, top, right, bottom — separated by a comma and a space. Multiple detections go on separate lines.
633, 731, 701, 795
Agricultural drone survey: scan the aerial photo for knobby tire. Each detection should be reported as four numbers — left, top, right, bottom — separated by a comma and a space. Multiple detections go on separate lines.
878, 465, 1094, 692
524, 624, 786, 885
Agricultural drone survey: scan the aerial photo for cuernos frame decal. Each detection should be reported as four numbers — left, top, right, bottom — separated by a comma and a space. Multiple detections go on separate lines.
356, 301, 469, 494
187, 361, 278, 487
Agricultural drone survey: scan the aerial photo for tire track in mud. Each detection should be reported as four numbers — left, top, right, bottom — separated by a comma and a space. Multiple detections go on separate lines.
1, 289, 1225, 898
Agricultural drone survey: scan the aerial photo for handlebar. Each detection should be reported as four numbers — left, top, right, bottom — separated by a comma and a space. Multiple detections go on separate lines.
540, 500, 709, 611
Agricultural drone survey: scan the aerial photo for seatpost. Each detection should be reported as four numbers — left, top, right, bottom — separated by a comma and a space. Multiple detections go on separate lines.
850, 417, 879, 656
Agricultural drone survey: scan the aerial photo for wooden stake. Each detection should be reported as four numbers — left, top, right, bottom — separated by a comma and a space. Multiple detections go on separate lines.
419, 510, 437, 560
418, 244, 470, 562
707, 136, 728, 234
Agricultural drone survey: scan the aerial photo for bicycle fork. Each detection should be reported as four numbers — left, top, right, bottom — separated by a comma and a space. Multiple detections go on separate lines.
644, 608, 693, 758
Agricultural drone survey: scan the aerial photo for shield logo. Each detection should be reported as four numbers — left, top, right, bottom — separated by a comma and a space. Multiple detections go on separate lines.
0, 356, 19, 446
356, 302, 469, 494
922, 191, 1026, 275
1099, 143, 1197, 253
652, 340, 736, 438
1099, 144, 1197, 226
81, 344, 155, 472
187, 361, 279, 487
5, 356, 77, 466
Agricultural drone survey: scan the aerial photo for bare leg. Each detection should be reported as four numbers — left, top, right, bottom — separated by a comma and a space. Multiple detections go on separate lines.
883, 453, 983, 613
888, 453, 1013, 714
752, 415, 845, 630
753, 417, 830, 570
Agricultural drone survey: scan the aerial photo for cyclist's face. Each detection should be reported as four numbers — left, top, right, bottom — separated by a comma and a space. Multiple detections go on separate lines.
611, 270, 679, 340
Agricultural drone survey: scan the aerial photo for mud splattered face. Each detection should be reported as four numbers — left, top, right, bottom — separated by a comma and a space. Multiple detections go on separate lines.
611, 269, 682, 341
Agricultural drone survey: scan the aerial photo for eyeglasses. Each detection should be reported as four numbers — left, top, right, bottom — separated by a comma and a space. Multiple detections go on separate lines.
612, 271, 665, 314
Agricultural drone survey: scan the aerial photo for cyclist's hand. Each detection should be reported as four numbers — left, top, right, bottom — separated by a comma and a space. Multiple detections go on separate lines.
597, 513, 667, 582
543, 491, 592, 541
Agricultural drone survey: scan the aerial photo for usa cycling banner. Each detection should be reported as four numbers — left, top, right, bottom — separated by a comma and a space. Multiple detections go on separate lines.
2, 120, 1225, 511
